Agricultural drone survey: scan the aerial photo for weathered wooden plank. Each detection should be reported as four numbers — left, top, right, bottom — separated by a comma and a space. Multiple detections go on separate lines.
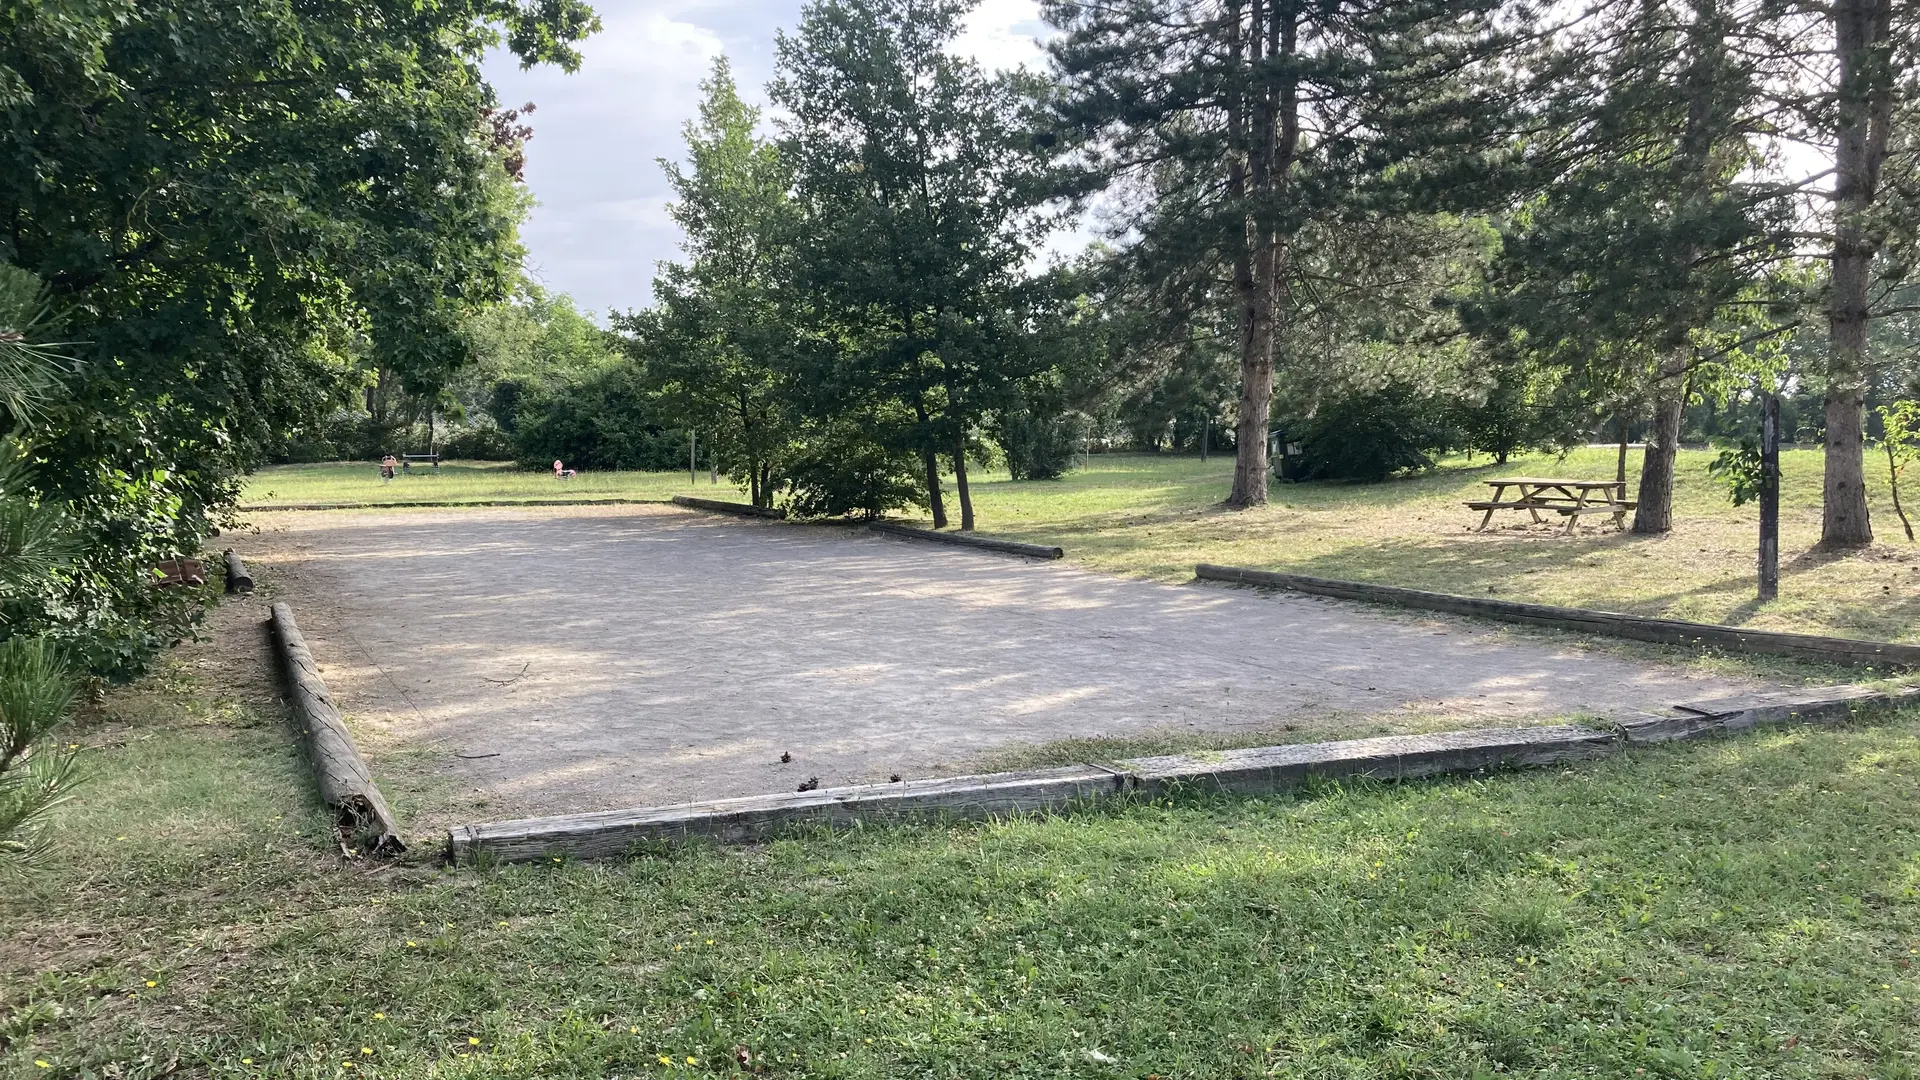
1120, 725, 1619, 798
449, 766, 1123, 864
1194, 563, 1920, 668
269, 603, 405, 857
671, 495, 787, 519
223, 548, 254, 594
242, 497, 668, 512
869, 522, 1065, 560
1615, 684, 1920, 743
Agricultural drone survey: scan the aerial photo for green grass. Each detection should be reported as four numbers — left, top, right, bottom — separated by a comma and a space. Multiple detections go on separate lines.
914, 447, 1920, 644
242, 461, 728, 507
6, 623, 1920, 1078
246, 448, 1920, 642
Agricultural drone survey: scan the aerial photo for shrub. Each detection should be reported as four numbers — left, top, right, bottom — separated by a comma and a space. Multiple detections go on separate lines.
783, 416, 923, 519
997, 407, 1087, 480
1286, 383, 1453, 482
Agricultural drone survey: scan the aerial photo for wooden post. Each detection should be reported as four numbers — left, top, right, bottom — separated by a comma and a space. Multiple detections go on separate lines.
1201, 414, 1210, 462
689, 430, 697, 487
1616, 416, 1629, 484
1759, 393, 1780, 601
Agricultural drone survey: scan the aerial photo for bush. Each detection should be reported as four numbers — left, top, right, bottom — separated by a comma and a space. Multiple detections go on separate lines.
1286, 383, 1453, 482
510, 366, 687, 471
438, 421, 513, 461
997, 407, 1087, 481
783, 416, 923, 519
0, 636, 81, 871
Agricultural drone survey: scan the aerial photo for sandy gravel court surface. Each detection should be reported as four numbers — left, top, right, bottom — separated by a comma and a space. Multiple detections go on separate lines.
234, 504, 1775, 824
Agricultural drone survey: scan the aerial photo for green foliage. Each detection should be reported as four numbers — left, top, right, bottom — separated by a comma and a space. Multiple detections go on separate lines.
1707, 438, 1764, 507
1878, 399, 1919, 541
511, 364, 686, 472
782, 410, 925, 519
1286, 382, 1453, 483
0, 636, 79, 872
1, 0, 597, 676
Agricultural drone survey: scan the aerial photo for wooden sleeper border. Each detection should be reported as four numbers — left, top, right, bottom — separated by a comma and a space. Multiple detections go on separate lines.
242, 497, 668, 512
868, 521, 1064, 560
1194, 563, 1920, 669
445, 683, 1919, 865
270, 603, 406, 857
671, 494, 787, 519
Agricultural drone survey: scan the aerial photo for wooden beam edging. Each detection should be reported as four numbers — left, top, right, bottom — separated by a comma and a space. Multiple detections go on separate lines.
1194, 563, 1920, 669
241, 497, 669, 512
222, 548, 253, 594
444, 684, 1920, 865
269, 603, 405, 857
671, 494, 787, 519
869, 521, 1064, 560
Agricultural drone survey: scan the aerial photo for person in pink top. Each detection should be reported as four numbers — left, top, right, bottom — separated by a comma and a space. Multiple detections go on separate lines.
553, 459, 577, 480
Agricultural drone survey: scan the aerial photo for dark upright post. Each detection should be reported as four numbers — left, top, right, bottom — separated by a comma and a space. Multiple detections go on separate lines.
1759, 393, 1780, 601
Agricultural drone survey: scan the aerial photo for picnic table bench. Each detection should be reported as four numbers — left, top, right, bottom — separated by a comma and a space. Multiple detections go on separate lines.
401, 453, 439, 471
1467, 477, 1637, 535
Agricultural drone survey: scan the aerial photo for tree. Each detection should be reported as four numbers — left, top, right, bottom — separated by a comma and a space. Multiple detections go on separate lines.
1045, 0, 1516, 506
1, 0, 596, 673
636, 57, 799, 509
774, 0, 1061, 529
1476, 0, 1789, 534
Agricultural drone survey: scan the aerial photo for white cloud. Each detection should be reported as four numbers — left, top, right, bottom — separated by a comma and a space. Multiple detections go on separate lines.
952, 0, 1049, 71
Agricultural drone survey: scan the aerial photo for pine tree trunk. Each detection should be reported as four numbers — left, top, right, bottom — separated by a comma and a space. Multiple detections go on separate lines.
1226, 0, 1294, 509
1633, 353, 1688, 534
1820, 0, 1891, 549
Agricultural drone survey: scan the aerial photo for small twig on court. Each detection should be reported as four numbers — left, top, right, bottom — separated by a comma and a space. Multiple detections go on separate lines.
480, 663, 530, 686
456, 752, 501, 759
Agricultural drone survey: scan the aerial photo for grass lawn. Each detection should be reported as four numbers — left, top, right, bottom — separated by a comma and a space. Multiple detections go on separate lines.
242, 461, 726, 507
930, 446, 1920, 645
5, 613, 1919, 1078
246, 447, 1920, 642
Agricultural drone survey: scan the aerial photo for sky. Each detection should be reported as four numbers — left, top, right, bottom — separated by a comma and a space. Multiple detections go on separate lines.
479, 0, 1055, 319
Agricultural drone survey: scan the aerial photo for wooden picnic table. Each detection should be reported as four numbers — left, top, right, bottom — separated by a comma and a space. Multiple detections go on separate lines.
1467, 477, 1636, 535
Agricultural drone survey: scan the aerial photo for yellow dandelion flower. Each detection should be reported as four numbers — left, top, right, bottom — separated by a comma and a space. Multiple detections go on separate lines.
468, 1037, 480, 1046
629, 1027, 639, 1034
657, 1055, 673, 1066
405, 941, 417, 947
686, 1056, 697, 1065
373, 1012, 385, 1020
705, 939, 714, 945
145, 980, 157, 987
35, 1062, 51, 1069
243, 1060, 254, 1066
361, 1047, 372, 1055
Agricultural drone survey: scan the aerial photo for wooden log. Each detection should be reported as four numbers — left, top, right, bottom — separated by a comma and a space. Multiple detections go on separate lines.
1120, 725, 1619, 798
449, 766, 1123, 864
223, 548, 254, 594
269, 603, 405, 856
671, 494, 787, 519
1614, 684, 1920, 743
1194, 563, 1920, 668
869, 521, 1064, 560
240, 497, 669, 512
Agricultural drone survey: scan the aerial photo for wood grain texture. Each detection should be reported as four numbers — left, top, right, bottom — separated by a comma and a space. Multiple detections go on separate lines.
671, 495, 787, 519
222, 548, 254, 594
1195, 564, 1920, 668
442, 682, 1911, 865
1120, 725, 1620, 797
868, 522, 1065, 560
269, 603, 405, 856
243, 497, 668, 512
1615, 684, 1920, 743
449, 766, 1123, 864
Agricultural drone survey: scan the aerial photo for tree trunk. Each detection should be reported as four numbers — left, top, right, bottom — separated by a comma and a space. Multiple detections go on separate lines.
1226, 0, 1294, 509
912, 392, 947, 528
1820, 0, 1891, 549
1632, 352, 1688, 534
951, 436, 974, 531
1616, 417, 1629, 484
